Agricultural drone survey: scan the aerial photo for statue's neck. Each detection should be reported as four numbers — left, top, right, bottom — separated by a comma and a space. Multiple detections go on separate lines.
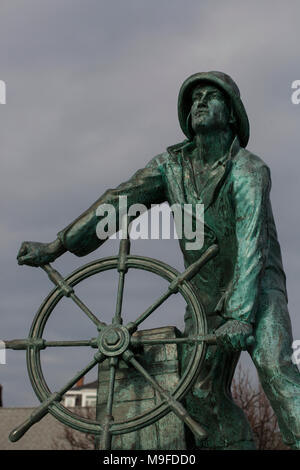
194, 129, 234, 167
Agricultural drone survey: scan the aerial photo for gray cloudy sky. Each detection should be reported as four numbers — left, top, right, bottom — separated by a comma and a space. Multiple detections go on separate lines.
1, 0, 300, 411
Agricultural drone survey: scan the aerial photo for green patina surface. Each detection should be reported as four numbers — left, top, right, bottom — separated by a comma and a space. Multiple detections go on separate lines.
96, 327, 186, 450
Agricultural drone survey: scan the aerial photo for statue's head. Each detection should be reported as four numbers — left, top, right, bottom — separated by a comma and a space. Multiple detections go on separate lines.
178, 71, 249, 147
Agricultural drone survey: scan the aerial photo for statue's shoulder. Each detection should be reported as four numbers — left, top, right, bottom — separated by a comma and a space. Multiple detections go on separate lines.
231, 147, 270, 178
166, 140, 190, 155
165, 140, 194, 166
146, 140, 191, 170
145, 151, 169, 170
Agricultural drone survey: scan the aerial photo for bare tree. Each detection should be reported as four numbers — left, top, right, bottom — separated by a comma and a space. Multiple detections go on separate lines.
231, 365, 290, 450
52, 407, 95, 450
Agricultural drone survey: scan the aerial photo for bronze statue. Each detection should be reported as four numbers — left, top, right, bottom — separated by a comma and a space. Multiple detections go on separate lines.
17, 71, 300, 449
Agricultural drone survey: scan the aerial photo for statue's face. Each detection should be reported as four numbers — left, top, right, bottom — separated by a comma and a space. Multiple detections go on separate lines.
190, 84, 231, 134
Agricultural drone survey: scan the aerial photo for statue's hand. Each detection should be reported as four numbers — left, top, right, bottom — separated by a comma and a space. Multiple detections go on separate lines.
215, 319, 254, 351
17, 239, 65, 267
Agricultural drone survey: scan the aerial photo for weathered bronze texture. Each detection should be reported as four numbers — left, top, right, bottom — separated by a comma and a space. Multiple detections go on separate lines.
14, 71, 300, 449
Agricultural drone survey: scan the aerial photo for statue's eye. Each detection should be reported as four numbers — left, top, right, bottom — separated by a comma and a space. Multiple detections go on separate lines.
193, 94, 202, 102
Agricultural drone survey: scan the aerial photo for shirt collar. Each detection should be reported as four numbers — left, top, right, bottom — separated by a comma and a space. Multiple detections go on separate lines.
206, 135, 240, 170
167, 134, 241, 166
180, 134, 240, 169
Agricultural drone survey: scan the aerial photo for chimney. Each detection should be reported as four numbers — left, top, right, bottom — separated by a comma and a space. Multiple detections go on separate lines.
0, 384, 2, 407
76, 377, 84, 388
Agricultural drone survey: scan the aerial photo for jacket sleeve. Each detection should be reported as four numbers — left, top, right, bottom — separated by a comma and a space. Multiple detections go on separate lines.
223, 161, 271, 324
57, 156, 166, 256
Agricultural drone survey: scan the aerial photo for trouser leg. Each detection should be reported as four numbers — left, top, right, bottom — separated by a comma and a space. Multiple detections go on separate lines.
250, 290, 300, 449
182, 316, 255, 450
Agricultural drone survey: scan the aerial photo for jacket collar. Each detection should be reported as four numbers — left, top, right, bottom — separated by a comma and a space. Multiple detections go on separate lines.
167, 135, 240, 162
167, 135, 240, 211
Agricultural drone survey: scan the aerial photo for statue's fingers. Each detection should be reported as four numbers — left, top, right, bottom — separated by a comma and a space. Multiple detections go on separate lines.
246, 335, 255, 347
240, 335, 253, 351
231, 335, 241, 351
215, 333, 224, 347
17, 242, 29, 258
17, 253, 34, 266
218, 334, 231, 351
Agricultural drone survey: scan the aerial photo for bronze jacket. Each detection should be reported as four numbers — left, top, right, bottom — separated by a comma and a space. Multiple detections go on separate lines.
57, 137, 287, 325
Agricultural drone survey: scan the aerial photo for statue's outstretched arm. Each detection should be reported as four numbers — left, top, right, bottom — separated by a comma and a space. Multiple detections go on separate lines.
17, 157, 165, 266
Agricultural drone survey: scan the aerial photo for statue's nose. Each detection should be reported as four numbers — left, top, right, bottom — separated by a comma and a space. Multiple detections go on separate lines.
194, 94, 208, 108
199, 94, 208, 105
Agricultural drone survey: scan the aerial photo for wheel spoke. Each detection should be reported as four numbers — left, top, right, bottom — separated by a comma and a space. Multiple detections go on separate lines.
57, 352, 105, 396
112, 219, 131, 325
94, 357, 119, 450
69, 292, 107, 329
126, 245, 218, 333
5, 338, 45, 350
126, 289, 174, 332
170, 244, 219, 286
5, 338, 98, 350
9, 351, 105, 442
44, 339, 98, 348
131, 334, 217, 347
113, 271, 126, 325
41, 264, 106, 329
94, 362, 103, 450
97, 357, 118, 450
122, 349, 207, 441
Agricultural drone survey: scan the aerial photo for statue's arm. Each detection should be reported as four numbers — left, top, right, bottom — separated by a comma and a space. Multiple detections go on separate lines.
57, 158, 165, 256
17, 156, 166, 266
223, 161, 271, 325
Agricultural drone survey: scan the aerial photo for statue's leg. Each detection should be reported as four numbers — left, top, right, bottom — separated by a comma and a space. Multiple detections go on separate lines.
182, 315, 255, 450
250, 290, 300, 449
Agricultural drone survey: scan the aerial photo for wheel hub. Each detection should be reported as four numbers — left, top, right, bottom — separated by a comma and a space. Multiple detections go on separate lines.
98, 325, 130, 356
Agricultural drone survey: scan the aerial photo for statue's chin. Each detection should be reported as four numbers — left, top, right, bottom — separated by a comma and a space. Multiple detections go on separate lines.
192, 118, 229, 135
192, 121, 213, 134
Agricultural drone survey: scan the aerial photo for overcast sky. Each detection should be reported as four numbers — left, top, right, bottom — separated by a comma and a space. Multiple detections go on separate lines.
1, 0, 300, 415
